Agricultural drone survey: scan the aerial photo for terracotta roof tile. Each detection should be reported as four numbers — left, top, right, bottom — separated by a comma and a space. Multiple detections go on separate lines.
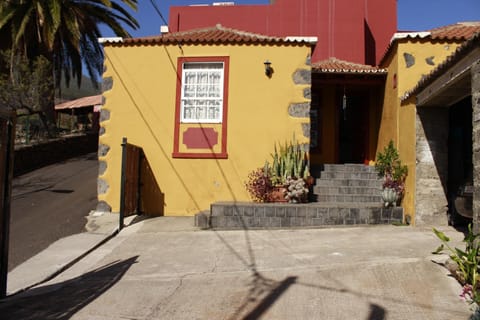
102, 24, 316, 46
429, 22, 480, 40
380, 21, 480, 66
402, 32, 480, 101
312, 57, 387, 74
55, 94, 103, 110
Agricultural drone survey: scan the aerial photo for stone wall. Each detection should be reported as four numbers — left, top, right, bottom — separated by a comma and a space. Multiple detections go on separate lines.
14, 133, 98, 176
415, 107, 449, 225
96, 77, 112, 213
291, 57, 312, 141
472, 61, 480, 232
201, 202, 403, 229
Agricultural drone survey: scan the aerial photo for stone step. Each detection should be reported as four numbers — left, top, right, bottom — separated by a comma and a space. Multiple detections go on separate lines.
315, 179, 383, 188
316, 194, 382, 203
322, 164, 378, 173
319, 171, 380, 180
313, 186, 382, 196
199, 202, 403, 229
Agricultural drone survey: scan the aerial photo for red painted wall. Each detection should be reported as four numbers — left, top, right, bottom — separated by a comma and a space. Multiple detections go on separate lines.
168, 0, 397, 65
364, 0, 398, 65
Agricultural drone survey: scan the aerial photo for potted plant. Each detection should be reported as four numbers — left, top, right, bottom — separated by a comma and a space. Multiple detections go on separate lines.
244, 165, 272, 203
375, 140, 408, 207
285, 176, 309, 203
245, 138, 311, 203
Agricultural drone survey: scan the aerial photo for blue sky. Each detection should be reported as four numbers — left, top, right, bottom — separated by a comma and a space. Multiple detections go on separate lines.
106, 0, 480, 38
398, 0, 480, 31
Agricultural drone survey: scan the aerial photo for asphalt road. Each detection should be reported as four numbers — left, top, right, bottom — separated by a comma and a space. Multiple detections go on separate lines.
8, 153, 98, 271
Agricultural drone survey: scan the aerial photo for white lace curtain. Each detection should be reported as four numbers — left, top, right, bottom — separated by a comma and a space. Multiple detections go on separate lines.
182, 62, 223, 123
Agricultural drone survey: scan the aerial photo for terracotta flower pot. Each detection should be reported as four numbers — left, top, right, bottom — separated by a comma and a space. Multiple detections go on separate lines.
305, 176, 315, 187
269, 186, 288, 203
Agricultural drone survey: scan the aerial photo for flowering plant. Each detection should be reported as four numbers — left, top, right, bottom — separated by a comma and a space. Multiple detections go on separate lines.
245, 137, 311, 203
285, 176, 308, 203
382, 173, 405, 197
245, 167, 272, 202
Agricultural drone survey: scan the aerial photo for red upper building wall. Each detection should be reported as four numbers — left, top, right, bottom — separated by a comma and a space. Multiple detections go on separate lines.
168, 0, 397, 65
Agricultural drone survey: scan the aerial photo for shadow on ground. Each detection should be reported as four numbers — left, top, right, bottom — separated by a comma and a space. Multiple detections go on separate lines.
213, 210, 389, 320
0, 256, 138, 320
213, 213, 470, 319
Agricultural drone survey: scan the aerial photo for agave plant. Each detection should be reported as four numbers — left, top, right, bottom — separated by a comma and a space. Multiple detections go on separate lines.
269, 138, 309, 186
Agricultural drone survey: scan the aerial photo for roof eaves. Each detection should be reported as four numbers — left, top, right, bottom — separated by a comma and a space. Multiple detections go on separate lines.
102, 25, 316, 47
55, 94, 103, 110
313, 68, 387, 75
284, 36, 318, 44
390, 31, 431, 42
379, 22, 480, 66
98, 37, 123, 44
379, 32, 432, 67
312, 57, 387, 75
401, 32, 480, 102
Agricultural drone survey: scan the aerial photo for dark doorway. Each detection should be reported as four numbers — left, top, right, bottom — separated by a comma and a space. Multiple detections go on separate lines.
448, 97, 473, 225
338, 90, 369, 164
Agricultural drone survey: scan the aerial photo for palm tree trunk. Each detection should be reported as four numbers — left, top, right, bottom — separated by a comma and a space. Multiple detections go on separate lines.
41, 79, 56, 138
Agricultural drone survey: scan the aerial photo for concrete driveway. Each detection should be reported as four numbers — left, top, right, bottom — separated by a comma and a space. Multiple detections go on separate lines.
0, 219, 473, 319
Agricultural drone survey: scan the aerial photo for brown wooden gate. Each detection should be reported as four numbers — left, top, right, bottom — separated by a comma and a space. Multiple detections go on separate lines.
119, 138, 143, 229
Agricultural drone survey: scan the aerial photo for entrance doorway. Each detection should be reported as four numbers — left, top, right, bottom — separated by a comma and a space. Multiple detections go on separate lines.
310, 72, 385, 167
338, 91, 369, 164
448, 97, 473, 225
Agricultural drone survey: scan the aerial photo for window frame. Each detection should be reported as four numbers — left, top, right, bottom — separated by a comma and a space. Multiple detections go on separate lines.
173, 56, 229, 159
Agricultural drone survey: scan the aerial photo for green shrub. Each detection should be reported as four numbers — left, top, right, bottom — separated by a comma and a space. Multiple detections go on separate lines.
375, 140, 408, 201
375, 140, 408, 182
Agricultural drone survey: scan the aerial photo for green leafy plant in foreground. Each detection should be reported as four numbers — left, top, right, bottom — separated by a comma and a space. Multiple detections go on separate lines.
432, 224, 480, 304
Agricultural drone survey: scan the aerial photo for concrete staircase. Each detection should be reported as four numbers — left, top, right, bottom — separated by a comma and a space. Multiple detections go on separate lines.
197, 164, 403, 229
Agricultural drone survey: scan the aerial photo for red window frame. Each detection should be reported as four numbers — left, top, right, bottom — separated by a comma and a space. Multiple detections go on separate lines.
172, 56, 229, 159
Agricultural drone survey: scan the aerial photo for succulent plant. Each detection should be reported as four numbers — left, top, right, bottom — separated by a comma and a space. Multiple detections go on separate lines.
245, 136, 311, 203
269, 138, 308, 186
285, 176, 308, 203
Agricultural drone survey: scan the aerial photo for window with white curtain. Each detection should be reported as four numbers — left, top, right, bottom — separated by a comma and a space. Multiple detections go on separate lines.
180, 62, 224, 123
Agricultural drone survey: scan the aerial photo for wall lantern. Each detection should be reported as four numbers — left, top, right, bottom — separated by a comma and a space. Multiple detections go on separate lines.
264, 60, 273, 78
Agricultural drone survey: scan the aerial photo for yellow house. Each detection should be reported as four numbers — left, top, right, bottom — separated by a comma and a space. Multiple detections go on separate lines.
98, 21, 479, 228
377, 22, 480, 225
98, 25, 315, 216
